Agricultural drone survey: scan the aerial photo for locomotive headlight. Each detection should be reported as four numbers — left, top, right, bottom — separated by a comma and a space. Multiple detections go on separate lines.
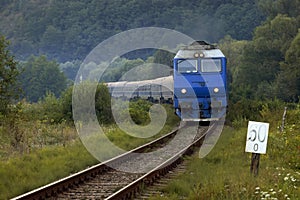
213, 87, 219, 93
194, 52, 204, 58
181, 88, 187, 94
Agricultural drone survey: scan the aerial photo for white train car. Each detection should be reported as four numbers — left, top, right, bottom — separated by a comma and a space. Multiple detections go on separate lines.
106, 75, 173, 103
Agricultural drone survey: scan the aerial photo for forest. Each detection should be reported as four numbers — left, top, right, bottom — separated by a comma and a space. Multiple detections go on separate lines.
0, 0, 265, 62
0, 0, 299, 146
0, 0, 300, 198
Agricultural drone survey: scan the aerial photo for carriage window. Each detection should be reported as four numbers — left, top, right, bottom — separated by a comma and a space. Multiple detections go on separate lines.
201, 59, 222, 72
177, 59, 197, 73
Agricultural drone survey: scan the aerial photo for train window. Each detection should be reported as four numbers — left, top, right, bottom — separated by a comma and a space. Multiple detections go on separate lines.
177, 59, 197, 73
200, 59, 222, 72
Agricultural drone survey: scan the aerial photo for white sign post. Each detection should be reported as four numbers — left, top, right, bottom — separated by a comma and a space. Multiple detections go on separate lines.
245, 121, 269, 176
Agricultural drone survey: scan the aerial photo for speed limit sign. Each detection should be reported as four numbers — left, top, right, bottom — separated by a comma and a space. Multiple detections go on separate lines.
245, 121, 269, 154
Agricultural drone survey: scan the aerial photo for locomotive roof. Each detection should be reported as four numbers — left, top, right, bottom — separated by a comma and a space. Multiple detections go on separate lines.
175, 41, 225, 59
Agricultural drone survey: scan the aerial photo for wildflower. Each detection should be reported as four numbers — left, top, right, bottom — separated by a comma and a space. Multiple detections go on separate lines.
261, 191, 268, 195
284, 177, 289, 181
255, 187, 260, 190
291, 176, 296, 182
278, 189, 282, 193
269, 188, 274, 192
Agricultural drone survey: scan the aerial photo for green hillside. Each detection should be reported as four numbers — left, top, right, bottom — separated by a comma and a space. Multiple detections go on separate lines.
0, 0, 265, 62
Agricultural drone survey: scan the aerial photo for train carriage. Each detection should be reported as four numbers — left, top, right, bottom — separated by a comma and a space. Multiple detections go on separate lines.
107, 75, 173, 103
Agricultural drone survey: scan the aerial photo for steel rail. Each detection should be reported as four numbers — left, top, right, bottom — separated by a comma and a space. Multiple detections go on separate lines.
11, 128, 179, 200
105, 123, 217, 199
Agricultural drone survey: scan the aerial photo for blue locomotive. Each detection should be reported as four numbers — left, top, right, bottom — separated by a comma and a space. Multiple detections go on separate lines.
106, 41, 227, 122
173, 41, 227, 121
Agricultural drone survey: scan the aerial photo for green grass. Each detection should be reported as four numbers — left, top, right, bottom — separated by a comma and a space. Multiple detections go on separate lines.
0, 140, 98, 199
149, 122, 300, 200
0, 104, 180, 199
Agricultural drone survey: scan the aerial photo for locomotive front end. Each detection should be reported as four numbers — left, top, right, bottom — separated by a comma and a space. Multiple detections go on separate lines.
173, 41, 227, 121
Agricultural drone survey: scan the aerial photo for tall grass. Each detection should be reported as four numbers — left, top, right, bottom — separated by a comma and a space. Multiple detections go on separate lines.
0, 103, 179, 199
0, 140, 98, 199
150, 105, 300, 200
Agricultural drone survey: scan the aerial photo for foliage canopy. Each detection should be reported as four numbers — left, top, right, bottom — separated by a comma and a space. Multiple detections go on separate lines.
0, 35, 19, 114
18, 55, 67, 102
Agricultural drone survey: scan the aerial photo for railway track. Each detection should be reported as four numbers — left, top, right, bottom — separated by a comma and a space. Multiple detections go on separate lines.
12, 122, 219, 200
133, 157, 189, 200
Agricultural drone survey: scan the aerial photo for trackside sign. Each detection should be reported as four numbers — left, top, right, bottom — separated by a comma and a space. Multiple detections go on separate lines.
245, 121, 269, 154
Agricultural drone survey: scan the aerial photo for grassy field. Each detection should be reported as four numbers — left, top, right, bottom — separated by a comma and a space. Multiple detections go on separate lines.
0, 104, 179, 199
1, 103, 299, 199
149, 117, 299, 199
0, 140, 98, 199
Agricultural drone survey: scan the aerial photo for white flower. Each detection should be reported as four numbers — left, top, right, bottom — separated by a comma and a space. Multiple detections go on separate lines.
261, 191, 268, 195
284, 177, 289, 181
255, 187, 260, 190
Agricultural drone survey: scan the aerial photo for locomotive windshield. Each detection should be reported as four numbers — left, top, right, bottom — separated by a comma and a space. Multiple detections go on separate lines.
176, 58, 222, 73
200, 59, 222, 72
177, 59, 197, 73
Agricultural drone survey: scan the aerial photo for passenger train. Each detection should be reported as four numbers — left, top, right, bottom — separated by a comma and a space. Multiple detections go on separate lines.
107, 41, 227, 121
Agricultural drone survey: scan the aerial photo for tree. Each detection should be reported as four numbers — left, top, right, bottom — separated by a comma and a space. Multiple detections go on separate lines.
95, 83, 113, 124
72, 81, 113, 124
19, 55, 67, 102
0, 35, 20, 114
233, 14, 299, 100
275, 31, 300, 102
153, 49, 174, 67
0, 0, 265, 62
219, 35, 248, 102
258, 0, 300, 19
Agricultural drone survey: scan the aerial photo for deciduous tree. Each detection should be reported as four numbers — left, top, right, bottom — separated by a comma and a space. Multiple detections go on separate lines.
0, 36, 20, 114
19, 55, 67, 102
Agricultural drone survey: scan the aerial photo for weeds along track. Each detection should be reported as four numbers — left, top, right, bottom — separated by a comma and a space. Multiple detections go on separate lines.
12, 122, 218, 200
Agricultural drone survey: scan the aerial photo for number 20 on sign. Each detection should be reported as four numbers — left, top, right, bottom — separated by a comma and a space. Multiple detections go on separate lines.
245, 121, 269, 154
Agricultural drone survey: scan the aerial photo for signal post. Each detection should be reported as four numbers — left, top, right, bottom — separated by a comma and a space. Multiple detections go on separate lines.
245, 121, 269, 176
